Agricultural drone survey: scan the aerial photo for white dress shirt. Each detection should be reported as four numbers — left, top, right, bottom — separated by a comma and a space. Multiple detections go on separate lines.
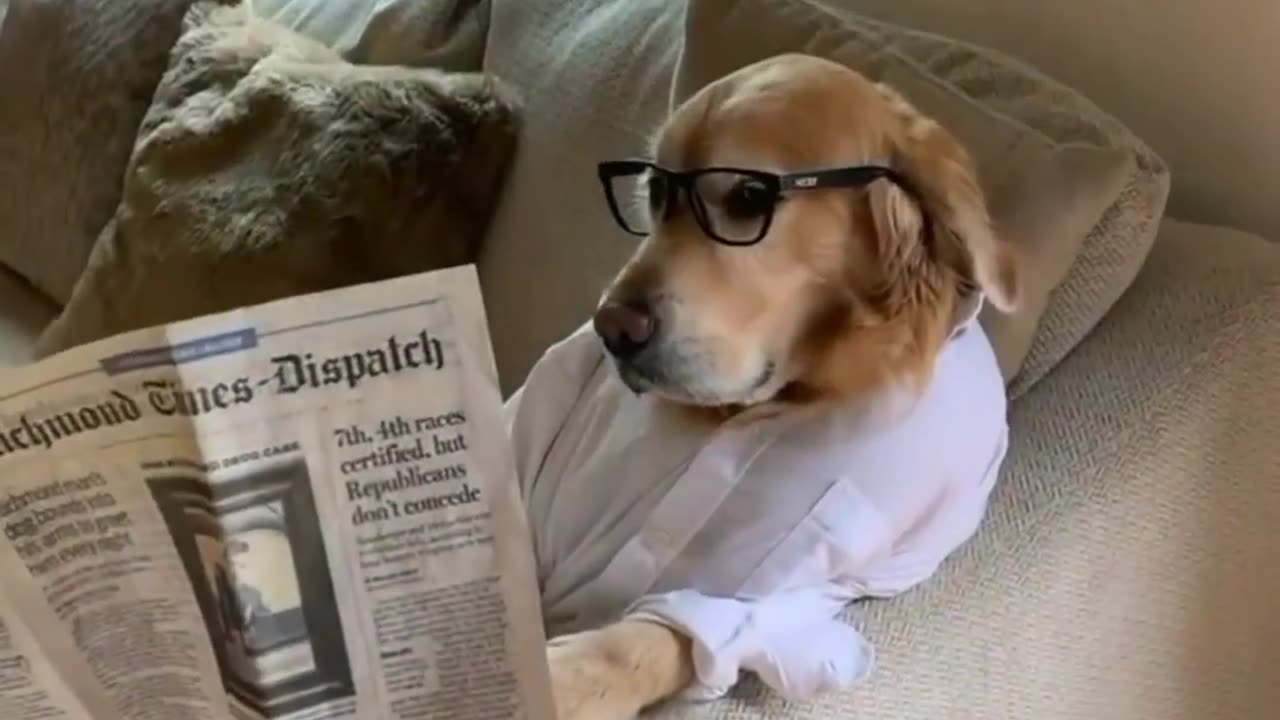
504, 300, 1008, 701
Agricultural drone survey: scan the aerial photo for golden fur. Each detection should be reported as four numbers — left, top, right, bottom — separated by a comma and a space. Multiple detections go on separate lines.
547, 54, 1021, 719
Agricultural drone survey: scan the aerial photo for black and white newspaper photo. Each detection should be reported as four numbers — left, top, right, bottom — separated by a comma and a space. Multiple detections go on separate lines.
0, 267, 556, 720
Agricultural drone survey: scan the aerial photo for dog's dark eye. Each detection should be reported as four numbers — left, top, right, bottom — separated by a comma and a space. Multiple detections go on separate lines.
722, 178, 774, 220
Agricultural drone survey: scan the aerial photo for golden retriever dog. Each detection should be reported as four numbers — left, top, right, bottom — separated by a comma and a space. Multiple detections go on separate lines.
521, 53, 1020, 719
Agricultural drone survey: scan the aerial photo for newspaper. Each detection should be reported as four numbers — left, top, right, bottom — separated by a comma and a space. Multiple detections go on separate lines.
0, 266, 556, 720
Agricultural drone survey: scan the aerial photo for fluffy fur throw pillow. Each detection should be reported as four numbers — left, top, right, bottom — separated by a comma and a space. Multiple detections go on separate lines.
35, 1, 519, 357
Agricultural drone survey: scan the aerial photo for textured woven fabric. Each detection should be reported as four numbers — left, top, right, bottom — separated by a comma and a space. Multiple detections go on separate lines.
644, 218, 1280, 718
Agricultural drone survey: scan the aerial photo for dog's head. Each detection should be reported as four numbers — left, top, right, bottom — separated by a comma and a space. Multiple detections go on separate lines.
593, 54, 1020, 408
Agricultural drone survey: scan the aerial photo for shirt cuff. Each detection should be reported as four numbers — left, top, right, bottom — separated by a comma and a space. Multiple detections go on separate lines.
627, 587, 874, 702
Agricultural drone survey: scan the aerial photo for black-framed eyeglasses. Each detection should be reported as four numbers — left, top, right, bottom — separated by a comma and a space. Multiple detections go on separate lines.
597, 159, 914, 246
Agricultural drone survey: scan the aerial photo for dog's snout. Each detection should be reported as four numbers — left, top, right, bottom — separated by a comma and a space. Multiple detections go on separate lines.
593, 300, 656, 360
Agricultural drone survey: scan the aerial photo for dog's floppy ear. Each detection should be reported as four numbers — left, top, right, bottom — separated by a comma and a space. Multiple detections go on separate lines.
867, 84, 1021, 313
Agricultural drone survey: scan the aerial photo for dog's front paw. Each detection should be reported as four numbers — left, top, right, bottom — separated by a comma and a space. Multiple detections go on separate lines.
547, 630, 644, 720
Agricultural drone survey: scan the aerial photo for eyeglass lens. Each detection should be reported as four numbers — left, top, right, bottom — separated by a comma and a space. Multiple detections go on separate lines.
608, 168, 776, 243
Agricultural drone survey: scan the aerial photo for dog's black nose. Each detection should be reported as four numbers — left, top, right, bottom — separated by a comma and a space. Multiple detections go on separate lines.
593, 300, 655, 359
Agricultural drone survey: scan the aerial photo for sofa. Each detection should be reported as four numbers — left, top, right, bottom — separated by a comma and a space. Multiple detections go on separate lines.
1, 1, 1276, 719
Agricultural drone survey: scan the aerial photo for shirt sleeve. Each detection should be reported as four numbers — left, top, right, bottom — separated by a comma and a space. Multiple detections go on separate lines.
626, 584, 873, 702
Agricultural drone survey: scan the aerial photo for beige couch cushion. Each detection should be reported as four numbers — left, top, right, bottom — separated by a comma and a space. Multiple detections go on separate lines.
0, 0, 197, 303
481, 0, 1162, 398
35, 1, 518, 357
648, 220, 1280, 718
0, 265, 57, 367
850, 0, 1280, 240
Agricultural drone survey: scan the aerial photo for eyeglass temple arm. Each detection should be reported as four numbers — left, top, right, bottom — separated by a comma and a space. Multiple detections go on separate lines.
779, 166, 916, 197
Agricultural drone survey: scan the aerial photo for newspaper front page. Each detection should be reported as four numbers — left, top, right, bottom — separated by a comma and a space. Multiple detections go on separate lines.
0, 266, 555, 720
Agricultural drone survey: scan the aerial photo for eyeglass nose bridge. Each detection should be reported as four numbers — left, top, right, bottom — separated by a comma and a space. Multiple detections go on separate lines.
655, 169, 695, 223
655, 170, 720, 239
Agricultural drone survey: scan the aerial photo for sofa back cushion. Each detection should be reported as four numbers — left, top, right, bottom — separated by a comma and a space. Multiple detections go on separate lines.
852, 0, 1280, 240
0, 0, 197, 304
